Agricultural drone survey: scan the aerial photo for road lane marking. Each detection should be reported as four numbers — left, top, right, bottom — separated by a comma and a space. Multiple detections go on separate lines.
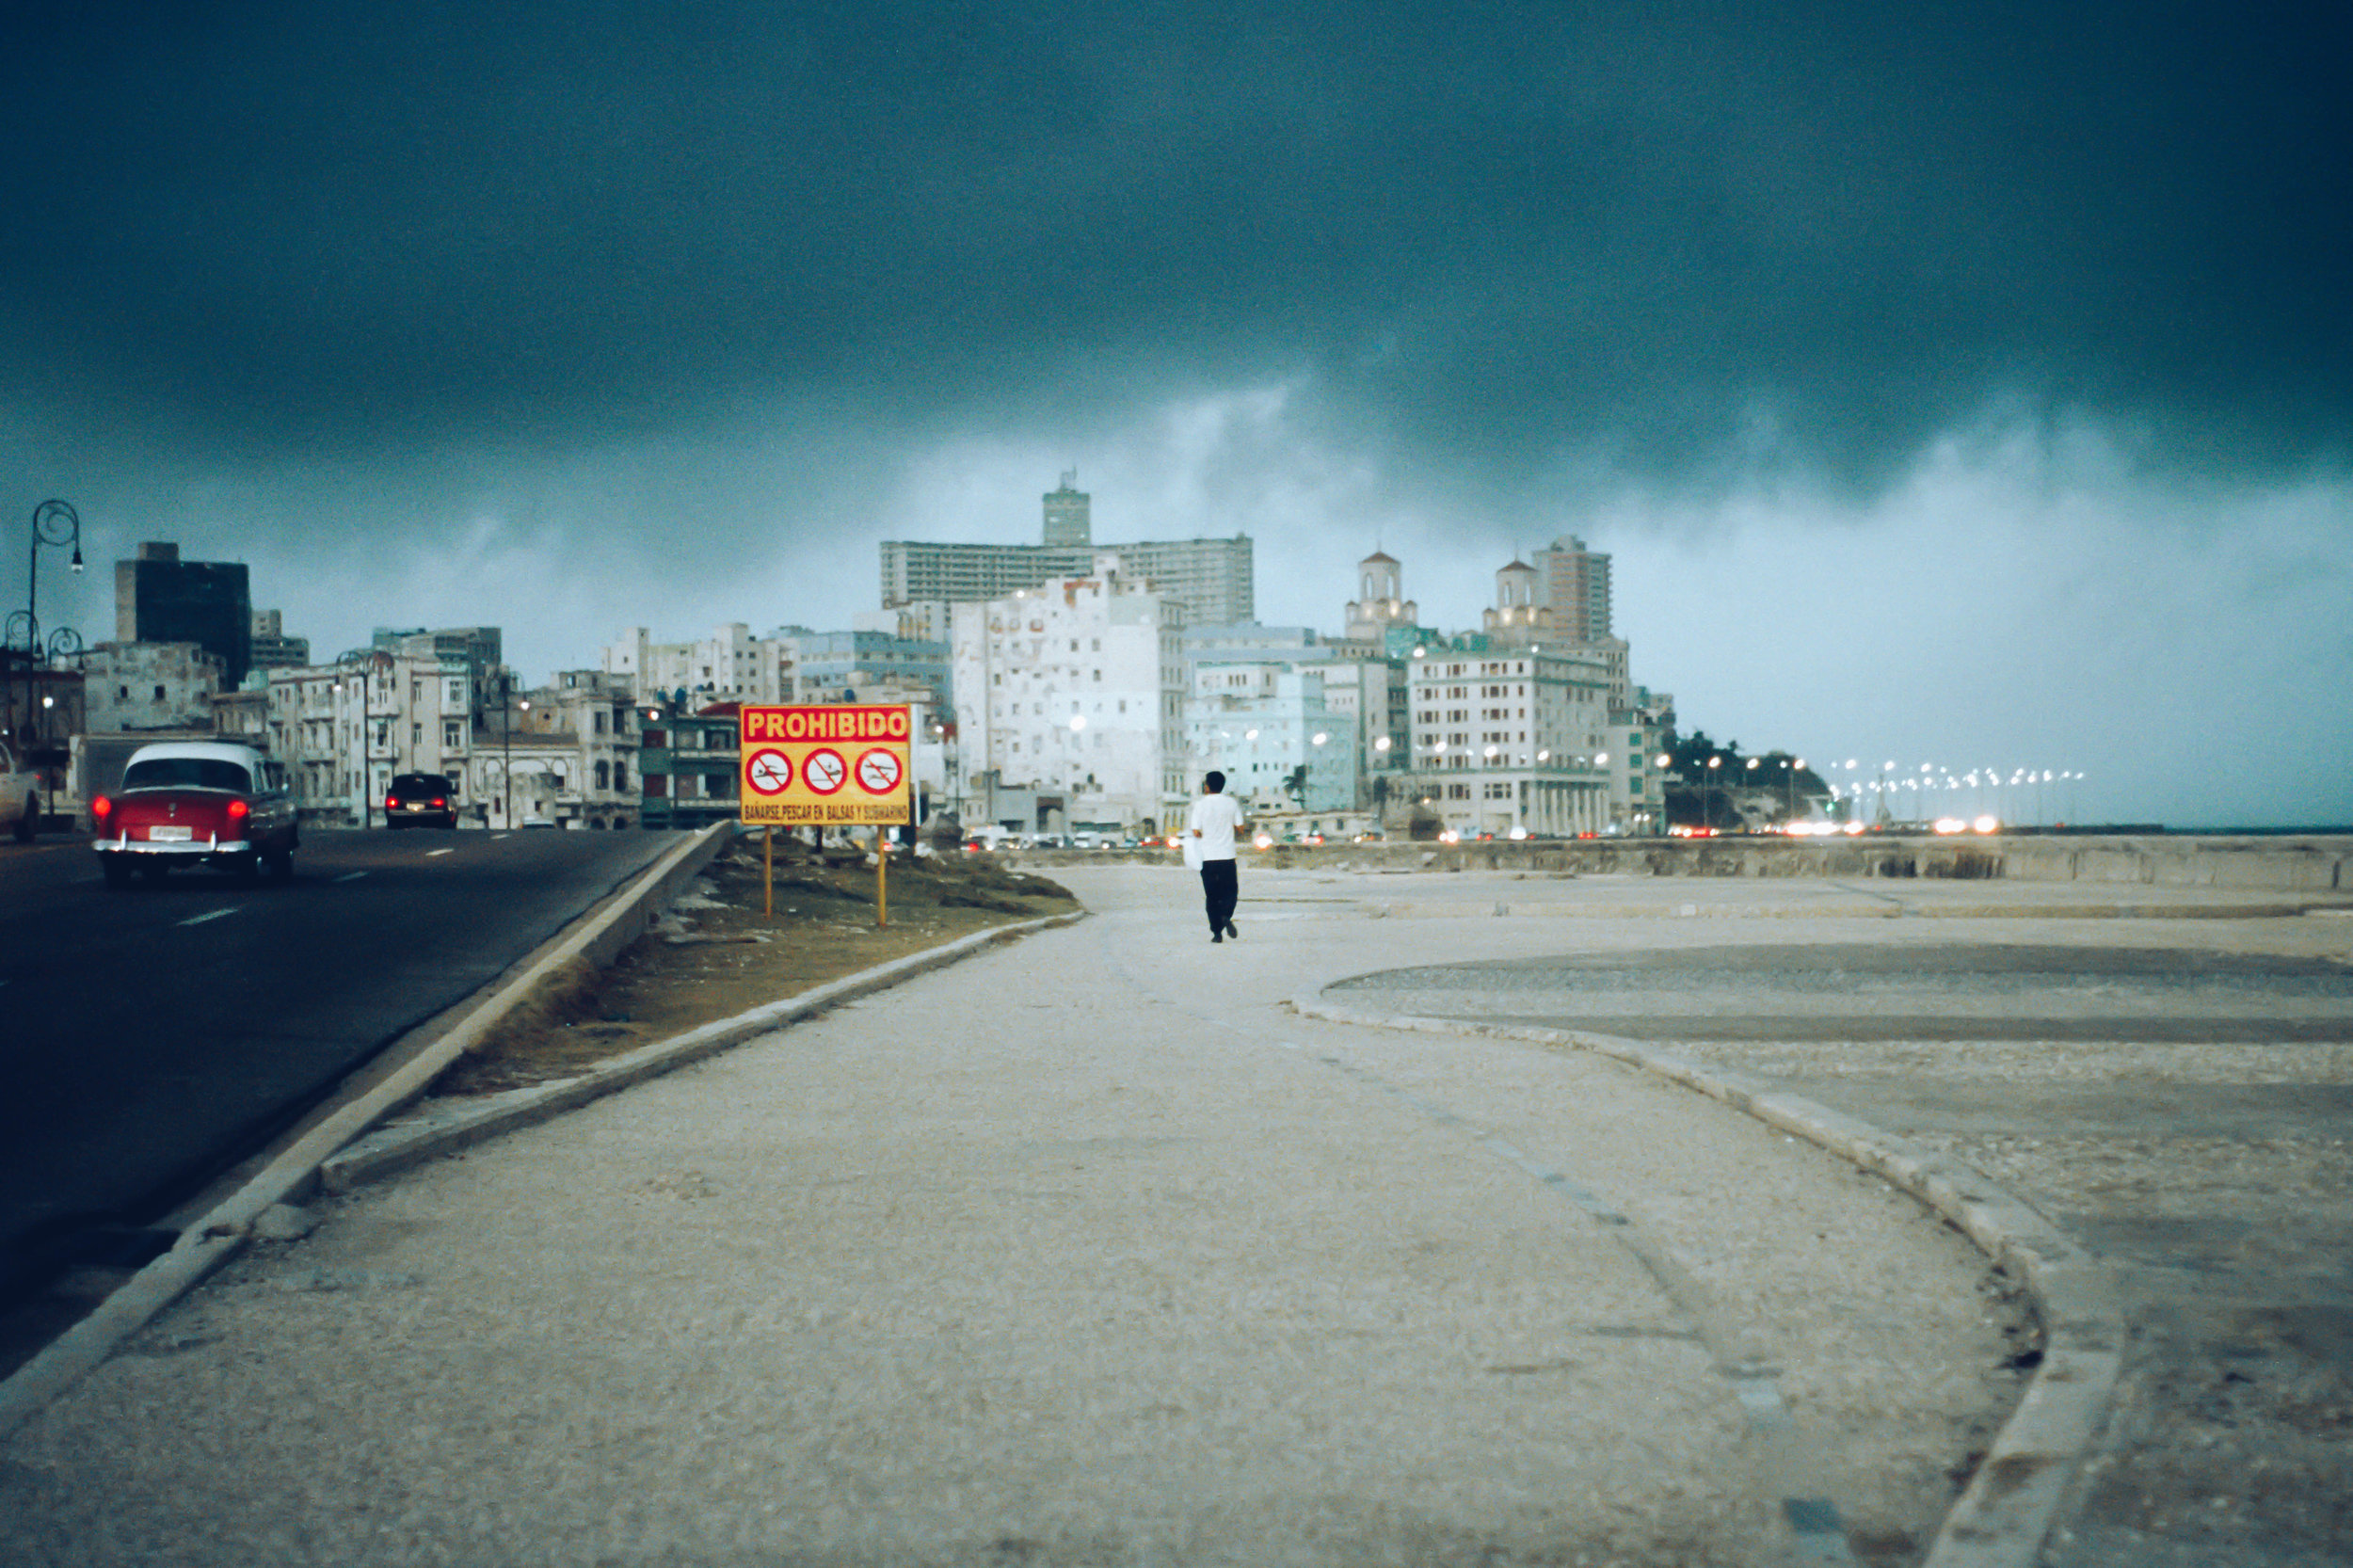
334, 872, 368, 884
179, 908, 241, 927
426, 848, 455, 857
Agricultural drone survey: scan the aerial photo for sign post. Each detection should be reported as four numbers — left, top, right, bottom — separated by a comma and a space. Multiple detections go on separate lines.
739, 704, 914, 926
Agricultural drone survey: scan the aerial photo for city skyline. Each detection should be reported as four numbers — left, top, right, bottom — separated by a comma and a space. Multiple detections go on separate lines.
2, 6, 2345, 829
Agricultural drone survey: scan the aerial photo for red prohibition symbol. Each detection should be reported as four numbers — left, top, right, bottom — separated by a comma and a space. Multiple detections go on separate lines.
745, 748, 793, 795
855, 747, 904, 795
802, 747, 848, 795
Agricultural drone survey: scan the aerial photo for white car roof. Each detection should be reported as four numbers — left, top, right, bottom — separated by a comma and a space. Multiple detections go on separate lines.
125, 741, 268, 768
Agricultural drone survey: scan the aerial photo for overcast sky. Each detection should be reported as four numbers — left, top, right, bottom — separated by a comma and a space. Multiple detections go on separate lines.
2, 3, 2345, 826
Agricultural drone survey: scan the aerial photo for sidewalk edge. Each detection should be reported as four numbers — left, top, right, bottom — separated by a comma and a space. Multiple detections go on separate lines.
1289, 995, 2123, 1568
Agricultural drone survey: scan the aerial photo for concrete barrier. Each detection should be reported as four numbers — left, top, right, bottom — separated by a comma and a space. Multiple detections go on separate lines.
1005, 833, 2353, 893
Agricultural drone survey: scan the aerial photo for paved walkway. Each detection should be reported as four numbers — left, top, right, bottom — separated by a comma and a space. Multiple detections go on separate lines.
1311, 865, 2353, 1567
1, 866, 2044, 1567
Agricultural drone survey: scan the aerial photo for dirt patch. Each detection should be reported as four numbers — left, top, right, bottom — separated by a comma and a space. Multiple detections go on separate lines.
432, 838, 1077, 1096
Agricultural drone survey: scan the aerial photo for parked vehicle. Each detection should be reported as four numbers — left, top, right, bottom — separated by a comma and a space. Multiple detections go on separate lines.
385, 772, 459, 829
0, 741, 37, 843
89, 741, 298, 886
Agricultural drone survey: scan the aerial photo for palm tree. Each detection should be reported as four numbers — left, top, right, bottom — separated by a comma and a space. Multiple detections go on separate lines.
1284, 763, 1309, 808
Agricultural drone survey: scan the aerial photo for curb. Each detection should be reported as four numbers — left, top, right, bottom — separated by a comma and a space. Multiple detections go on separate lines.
0, 823, 735, 1443
321, 909, 1090, 1192
1290, 995, 2123, 1568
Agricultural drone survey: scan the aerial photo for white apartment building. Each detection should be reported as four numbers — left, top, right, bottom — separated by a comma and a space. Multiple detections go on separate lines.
600, 624, 795, 705
266, 652, 479, 824
951, 552, 1187, 833
1177, 621, 1404, 813
1187, 663, 1358, 813
1404, 644, 1622, 837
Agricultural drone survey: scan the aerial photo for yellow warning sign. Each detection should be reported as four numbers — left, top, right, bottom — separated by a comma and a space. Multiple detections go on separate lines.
739, 705, 913, 825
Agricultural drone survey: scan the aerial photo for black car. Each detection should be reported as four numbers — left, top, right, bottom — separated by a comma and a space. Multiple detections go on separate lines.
385, 772, 459, 829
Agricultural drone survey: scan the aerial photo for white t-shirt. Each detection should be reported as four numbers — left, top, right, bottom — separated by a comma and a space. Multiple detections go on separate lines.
1187, 792, 1245, 861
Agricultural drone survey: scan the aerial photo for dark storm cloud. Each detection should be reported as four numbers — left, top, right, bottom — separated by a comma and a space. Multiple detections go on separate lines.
2, 2, 2346, 489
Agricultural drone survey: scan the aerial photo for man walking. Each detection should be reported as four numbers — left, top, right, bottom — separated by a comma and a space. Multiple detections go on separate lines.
1187, 771, 1246, 943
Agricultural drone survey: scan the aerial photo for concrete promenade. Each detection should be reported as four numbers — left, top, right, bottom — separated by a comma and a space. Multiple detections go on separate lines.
1295, 864, 2353, 1565
5, 861, 2344, 1564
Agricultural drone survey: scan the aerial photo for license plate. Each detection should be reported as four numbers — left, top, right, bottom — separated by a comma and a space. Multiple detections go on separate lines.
148, 824, 194, 841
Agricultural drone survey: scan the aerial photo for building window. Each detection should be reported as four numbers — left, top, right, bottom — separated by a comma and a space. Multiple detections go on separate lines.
596, 760, 611, 790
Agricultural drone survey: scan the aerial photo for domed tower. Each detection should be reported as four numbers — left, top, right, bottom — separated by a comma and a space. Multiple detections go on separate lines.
1484, 558, 1560, 646
1344, 550, 1417, 646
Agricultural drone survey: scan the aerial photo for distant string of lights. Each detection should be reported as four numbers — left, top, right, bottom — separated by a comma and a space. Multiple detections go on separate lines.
1820, 758, 2087, 834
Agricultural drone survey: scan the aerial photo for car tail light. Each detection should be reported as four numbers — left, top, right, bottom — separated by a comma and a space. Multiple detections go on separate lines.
429, 797, 446, 808
91, 794, 113, 821
386, 795, 399, 811
228, 799, 250, 826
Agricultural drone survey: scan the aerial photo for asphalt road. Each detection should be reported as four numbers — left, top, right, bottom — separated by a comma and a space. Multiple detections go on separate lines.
0, 825, 681, 1297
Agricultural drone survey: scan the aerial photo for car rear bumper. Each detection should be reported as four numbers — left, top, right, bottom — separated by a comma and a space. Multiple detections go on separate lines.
94, 838, 255, 857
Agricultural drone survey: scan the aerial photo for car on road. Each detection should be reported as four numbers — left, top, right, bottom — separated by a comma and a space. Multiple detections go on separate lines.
0, 741, 38, 843
385, 772, 459, 829
90, 741, 298, 886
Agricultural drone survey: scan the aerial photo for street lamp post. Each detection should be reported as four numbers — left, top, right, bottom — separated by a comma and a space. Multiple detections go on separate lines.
24, 499, 82, 664
1705, 753, 1721, 829
9, 500, 83, 778
503, 674, 514, 828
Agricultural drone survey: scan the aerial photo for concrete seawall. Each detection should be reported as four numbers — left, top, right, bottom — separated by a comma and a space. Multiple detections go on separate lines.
1007, 833, 2353, 893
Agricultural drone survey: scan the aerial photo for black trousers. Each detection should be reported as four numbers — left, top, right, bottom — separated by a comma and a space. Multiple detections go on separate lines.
1199, 857, 1239, 934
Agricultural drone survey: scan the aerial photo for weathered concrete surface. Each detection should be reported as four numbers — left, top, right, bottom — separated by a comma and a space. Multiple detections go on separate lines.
1319, 869, 2353, 1566
0, 866, 2033, 1567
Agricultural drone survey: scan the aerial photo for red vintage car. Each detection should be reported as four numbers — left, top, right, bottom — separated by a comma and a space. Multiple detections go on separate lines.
90, 741, 299, 887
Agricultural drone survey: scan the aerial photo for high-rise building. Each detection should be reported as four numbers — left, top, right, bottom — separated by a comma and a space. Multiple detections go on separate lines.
1042, 472, 1091, 547
1531, 536, 1612, 643
115, 542, 252, 688
1102, 536, 1253, 625
880, 535, 1253, 626
880, 477, 1254, 627
248, 610, 312, 673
